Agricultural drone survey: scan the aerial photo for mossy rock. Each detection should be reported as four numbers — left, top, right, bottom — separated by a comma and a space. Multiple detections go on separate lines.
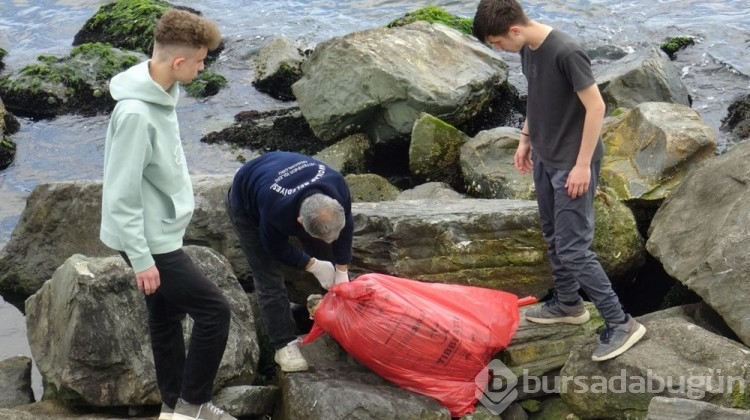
73, 1, 224, 63
201, 108, 325, 155
660, 36, 695, 60
0, 103, 19, 170
184, 71, 227, 98
0, 137, 16, 171
73, 0, 174, 56
387, 5, 473, 35
0, 42, 144, 118
0, 47, 7, 72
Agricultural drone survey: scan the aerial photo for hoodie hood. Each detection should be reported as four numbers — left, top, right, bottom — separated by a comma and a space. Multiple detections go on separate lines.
109, 60, 179, 107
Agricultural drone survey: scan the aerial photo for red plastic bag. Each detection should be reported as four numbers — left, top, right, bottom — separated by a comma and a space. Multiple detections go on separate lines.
302, 273, 535, 417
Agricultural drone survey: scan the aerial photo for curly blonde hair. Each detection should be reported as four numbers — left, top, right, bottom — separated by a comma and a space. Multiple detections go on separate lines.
154, 8, 221, 51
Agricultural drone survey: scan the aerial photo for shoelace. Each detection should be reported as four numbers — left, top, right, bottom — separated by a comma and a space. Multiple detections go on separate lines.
542, 295, 560, 308
599, 325, 615, 344
205, 402, 225, 415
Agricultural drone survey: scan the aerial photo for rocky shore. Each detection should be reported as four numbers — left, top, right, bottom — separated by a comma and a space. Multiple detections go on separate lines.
1, 1, 749, 419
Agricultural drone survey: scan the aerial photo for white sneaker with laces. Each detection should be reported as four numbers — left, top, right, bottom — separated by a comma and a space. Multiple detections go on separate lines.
172, 399, 236, 420
274, 340, 309, 372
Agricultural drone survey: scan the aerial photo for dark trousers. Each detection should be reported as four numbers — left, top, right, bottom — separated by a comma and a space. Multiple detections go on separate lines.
121, 249, 231, 407
225, 189, 329, 350
533, 159, 626, 324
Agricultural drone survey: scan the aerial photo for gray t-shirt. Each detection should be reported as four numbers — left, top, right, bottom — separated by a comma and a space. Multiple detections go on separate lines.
520, 30, 603, 169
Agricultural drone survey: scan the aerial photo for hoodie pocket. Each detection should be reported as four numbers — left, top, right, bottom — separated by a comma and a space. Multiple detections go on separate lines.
161, 184, 194, 234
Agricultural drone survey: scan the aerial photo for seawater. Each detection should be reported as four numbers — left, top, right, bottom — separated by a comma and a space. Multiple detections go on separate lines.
1, 0, 749, 401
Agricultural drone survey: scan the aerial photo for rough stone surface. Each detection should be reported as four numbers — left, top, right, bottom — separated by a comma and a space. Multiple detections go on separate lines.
292, 21, 507, 143
409, 112, 470, 190
396, 182, 464, 200
595, 46, 690, 113
213, 385, 279, 418
278, 333, 451, 419
601, 102, 717, 205
252, 36, 305, 101
560, 316, 750, 419
345, 173, 401, 202
1, 178, 644, 311
646, 396, 750, 420
24, 247, 259, 406
461, 127, 534, 200
313, 133, 372, 175
0, 356, 34, 408
647, 138, 750, 347
721, 93, 750, 144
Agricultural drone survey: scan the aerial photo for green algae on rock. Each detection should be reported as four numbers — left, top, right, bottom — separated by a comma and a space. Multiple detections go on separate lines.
660, 36, 695, 60
0, 42, 143, 118
185, 71, 227, 98
387, 5, 473, 35
72, 0, 173, 56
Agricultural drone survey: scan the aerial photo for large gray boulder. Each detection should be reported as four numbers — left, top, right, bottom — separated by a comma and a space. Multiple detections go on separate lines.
595, 46, 691, 113
350, 199, 551, 298
560, 316, 750, 419
647, 138, 750, 347
601, 102, 717, 205
278, 333, 452, 419
24, 247, 259, 406
0, 181, 113, 298
292, 21, 508, 143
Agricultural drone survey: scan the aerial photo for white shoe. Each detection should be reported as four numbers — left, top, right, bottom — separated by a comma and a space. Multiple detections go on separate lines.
274, 340, 309, 372
158, 403, 174, 420
173, 399, 236, 420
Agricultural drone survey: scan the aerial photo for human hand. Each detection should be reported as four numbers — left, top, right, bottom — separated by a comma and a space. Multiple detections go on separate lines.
306, 258, 335, 289
565, 164, 591, 198
334, 268, 350, 285
514, 141, 533, 174
136, 265, 160, 295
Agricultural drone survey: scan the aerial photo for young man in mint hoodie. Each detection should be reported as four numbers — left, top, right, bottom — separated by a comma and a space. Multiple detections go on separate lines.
100, 9, 235, 420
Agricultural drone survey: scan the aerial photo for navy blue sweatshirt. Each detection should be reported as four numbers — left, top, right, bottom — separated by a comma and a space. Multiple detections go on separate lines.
230, 151, 354, 269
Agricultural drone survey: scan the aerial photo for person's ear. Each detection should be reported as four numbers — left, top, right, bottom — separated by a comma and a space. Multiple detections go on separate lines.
172, 56, 186, 70
297, 216, 303, 225
509, 25, 522, 37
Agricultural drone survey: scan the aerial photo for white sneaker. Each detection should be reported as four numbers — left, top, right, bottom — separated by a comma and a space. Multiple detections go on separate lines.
158, 403, 174, 420
173, 399, 236, 420
274, 340, 309, 372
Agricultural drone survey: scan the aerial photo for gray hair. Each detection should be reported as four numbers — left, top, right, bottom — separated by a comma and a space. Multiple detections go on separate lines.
299, 193, 345, 243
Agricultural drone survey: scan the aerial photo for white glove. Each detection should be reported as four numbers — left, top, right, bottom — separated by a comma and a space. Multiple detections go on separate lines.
334, 269, 350, 285
306, 258, 335, 289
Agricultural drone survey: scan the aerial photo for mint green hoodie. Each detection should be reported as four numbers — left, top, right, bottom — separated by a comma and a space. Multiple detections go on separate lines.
100, 60, 194, 273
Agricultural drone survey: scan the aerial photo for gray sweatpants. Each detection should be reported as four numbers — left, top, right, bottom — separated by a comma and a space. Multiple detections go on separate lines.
533, 158, 626, 324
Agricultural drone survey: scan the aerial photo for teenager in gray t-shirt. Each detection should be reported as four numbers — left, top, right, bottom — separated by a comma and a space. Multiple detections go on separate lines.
473, 0, 645, 362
